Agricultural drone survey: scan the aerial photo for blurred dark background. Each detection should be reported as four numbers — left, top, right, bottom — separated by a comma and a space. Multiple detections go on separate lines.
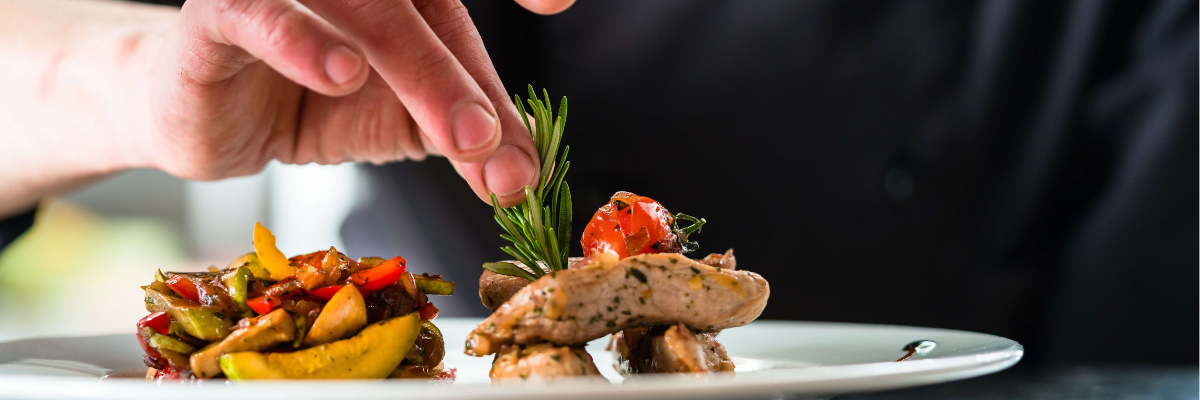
346, 0, 1198, 369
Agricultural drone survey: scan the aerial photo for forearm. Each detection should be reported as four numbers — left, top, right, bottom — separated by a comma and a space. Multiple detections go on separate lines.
0, 0, 176, 217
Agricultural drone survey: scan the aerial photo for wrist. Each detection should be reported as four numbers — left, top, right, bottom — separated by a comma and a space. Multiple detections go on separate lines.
0, 0, 177, 217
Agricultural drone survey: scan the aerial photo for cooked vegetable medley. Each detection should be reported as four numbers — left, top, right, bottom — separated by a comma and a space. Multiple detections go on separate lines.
139, 223, 455, 381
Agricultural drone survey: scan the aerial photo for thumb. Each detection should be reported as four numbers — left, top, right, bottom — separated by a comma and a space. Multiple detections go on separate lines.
512, 0, 576, 15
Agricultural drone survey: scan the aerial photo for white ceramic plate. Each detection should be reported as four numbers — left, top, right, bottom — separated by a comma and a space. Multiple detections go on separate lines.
0, 318, 1021, 400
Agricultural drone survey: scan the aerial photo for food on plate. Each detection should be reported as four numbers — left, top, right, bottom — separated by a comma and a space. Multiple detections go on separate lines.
611, 323, 735, 374
466, 251, 769, 354
137, 223, 455, 381
489, 343, 602, 381
467, 88, 769, 382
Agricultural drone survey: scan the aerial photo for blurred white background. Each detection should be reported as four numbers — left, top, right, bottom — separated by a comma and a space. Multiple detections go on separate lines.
0, 163, 363, 340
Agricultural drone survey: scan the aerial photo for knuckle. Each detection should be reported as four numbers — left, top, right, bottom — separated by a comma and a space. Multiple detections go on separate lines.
253, 4, 306, 52
182, 35, 255, 78
343, 0, 406, 41
211, 0, 244, 19
423, 2, 475, 41
409, 47, 453, 83
214, 0, 309, 53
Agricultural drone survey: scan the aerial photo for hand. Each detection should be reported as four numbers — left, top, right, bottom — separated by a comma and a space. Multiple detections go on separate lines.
133, 0, 557, 206
0, 0, 577, 216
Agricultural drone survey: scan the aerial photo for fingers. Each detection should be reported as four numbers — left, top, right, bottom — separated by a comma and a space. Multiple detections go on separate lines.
512, 0, 576, 15
291, 71, 435, 165
299, 0, 502, 165
180, 0, 368, 96
411, 0, 540, 207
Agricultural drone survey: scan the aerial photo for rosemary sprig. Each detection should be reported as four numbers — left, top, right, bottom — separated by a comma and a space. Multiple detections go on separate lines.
483, 86, 572, 281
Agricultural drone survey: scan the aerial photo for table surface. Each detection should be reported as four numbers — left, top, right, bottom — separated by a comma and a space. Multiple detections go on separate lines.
837, 365, 1197, 400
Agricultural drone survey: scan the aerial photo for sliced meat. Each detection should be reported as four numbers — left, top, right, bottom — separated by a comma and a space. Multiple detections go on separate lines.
613, 324, 734, 375
188, 308, 295, 378
489, 343, 601, 381
465, 253, 768, 356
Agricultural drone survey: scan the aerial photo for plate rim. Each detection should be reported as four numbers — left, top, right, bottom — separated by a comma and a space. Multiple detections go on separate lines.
0, 319, 1024, 399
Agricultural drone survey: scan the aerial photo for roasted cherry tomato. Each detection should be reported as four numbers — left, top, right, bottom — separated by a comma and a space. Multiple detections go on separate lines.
164, 275, 199, 302
582, 192, 678, 258
348, 256, 406, 292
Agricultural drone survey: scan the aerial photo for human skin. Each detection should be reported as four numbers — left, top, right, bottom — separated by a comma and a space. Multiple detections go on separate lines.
0, 0, 573, 218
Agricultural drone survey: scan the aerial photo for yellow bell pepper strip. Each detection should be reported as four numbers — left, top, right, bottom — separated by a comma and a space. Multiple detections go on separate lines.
219, 312, 421, 379
253, 222, 295, 280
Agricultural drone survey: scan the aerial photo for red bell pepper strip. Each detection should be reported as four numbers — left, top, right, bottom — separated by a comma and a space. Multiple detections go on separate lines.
417, 301, 439, 321
138, 312, 170, 335
348, 256, 406, 292
136, 312, 171, 367
153, 365, 181, 381
304, 285, 344, 301
246, 295, 279, 315
164, 275, 200, 302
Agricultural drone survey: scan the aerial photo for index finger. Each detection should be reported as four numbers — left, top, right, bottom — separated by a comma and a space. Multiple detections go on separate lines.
300, 0, 501, 164
411, 0, 542, 207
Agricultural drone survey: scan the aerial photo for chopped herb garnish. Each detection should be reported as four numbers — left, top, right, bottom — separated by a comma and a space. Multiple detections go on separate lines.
630, 268, 647, 284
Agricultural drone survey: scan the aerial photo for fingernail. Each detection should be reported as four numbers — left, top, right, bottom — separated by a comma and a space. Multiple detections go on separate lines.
325, 44, 362, 85
484, 145, 537, 196
452, 102, 498, 152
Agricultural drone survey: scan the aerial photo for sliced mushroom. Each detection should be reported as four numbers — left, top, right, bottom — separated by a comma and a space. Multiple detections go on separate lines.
303, 284, 367, 346
188, 308, 295, 378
